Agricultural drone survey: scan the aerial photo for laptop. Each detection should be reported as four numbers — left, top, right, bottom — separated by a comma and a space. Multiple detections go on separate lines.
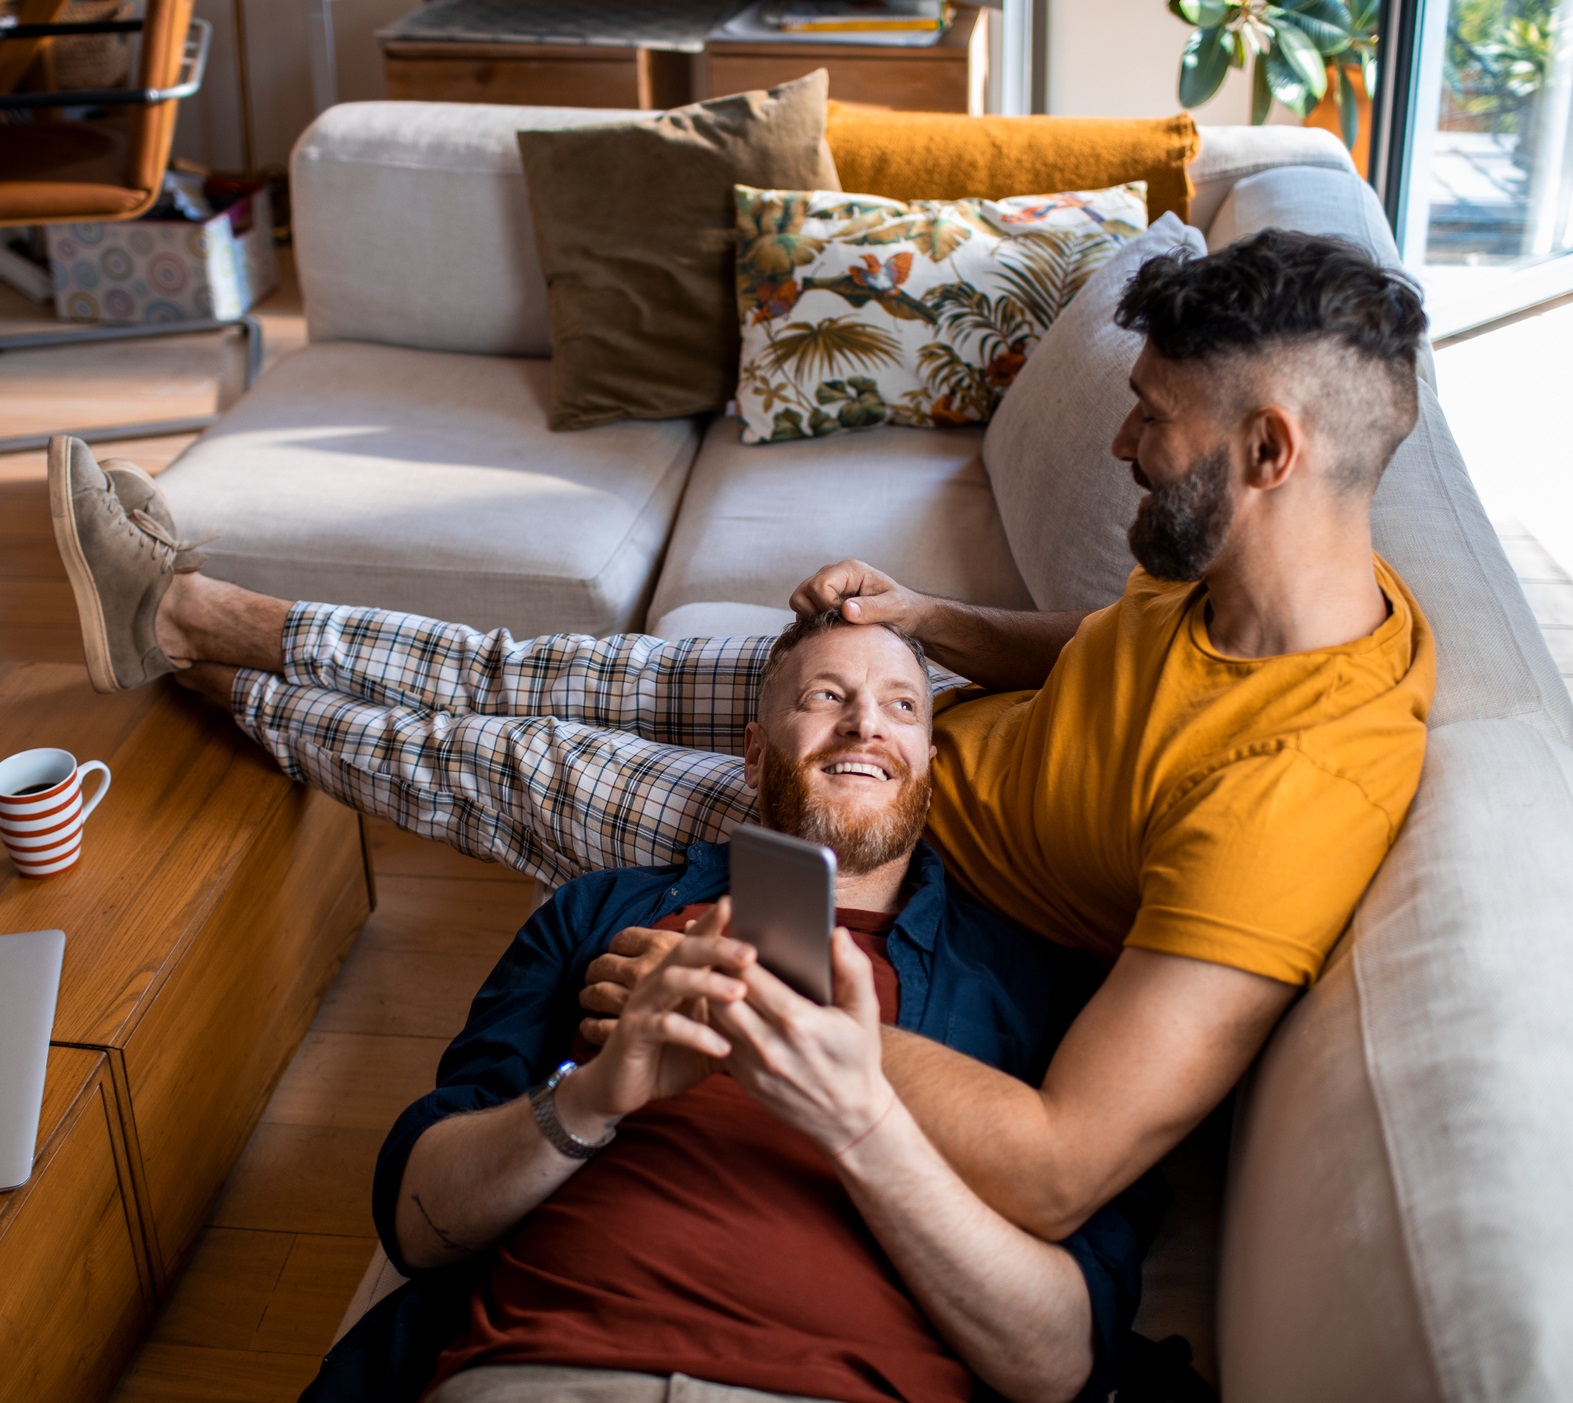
0, 929, 66, 1192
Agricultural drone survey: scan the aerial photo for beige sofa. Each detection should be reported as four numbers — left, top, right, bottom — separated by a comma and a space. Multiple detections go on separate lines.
157, 104, 1573, 1401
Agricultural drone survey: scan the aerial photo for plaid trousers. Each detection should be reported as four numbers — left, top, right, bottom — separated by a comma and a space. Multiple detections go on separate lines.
232, 603, 775, 888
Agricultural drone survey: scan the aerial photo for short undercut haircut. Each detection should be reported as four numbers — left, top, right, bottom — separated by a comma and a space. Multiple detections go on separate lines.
758, 610, 930, 715
1115, 229, 1428, 493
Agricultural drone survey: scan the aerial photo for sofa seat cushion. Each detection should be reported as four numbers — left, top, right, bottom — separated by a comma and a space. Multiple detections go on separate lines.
1220, 718, 1573, 1401
645, 418, 1034, 629
158, 342, 700, 637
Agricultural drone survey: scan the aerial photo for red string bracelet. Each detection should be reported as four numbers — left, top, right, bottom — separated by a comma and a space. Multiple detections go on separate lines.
833, 1090, 898, 1159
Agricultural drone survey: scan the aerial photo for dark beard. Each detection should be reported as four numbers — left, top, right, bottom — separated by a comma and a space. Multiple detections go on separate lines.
756, 740, 932, 877
1127, 446, 1235, 582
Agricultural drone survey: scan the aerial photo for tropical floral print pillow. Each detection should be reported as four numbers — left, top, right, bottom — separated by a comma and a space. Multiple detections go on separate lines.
733, 182, 1148, 444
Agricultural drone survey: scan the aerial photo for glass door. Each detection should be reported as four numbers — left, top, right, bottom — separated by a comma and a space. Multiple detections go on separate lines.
1389, 0, 1573, 336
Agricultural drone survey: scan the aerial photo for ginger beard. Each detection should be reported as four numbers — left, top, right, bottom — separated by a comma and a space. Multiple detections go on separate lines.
1128, 445, 1236, 582
756, 739, 932, 877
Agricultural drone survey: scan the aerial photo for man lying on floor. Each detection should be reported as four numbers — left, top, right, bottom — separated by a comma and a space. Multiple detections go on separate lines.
303, 612, 1166, 1403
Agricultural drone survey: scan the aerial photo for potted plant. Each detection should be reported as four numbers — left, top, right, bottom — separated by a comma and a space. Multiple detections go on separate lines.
1168, 0, 1380, 153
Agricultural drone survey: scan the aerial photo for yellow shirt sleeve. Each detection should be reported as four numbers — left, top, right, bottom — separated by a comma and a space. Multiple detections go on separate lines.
1125, 747, 1397, 986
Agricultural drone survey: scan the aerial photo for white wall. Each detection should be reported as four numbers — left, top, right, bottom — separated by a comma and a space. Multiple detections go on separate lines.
1047, 0, 1296, 127
172, 0, 409, 175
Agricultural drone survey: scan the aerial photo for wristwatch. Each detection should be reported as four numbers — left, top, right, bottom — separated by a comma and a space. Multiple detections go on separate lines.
529, 1060, 616, 1160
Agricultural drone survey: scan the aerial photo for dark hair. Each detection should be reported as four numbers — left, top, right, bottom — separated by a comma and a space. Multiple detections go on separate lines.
758, 610, 929, 712
1114, 230, 1427, 493
1114, 229, 1426, 367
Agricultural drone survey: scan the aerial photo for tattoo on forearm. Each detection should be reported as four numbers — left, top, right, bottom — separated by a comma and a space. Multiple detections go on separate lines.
411, 1193, 474, 1255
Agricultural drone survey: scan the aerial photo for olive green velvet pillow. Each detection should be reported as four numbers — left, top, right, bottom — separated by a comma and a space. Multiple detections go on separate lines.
518, 70, 842, 431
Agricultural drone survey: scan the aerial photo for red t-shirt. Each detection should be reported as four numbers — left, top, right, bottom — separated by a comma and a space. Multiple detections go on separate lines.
426, 903, 969, 1403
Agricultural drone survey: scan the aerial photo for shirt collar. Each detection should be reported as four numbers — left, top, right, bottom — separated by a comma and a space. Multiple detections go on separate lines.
678, 837, 947, 955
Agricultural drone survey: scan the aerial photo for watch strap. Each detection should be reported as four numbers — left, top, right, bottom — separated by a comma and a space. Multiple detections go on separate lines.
530, 1061, 615, 1160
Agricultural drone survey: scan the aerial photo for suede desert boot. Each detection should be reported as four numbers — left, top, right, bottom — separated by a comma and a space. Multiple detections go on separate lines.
48, 437, 208, 693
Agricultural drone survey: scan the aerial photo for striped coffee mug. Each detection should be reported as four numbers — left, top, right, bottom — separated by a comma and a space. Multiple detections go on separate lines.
0, 748, 112, 879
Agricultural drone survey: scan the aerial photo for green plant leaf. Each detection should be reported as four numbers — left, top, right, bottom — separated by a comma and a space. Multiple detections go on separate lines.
1273, 16, 1331, 96
1263, 22, 1328, 115
1176, 0, 1230, 25
1338, 62, 1359, 148
1251, 52, 1272, 123
1362, 49, 1378, 99
1347, 0, 1380, 36
1178, 24, 1233, 107
1269, 0, 1352, 55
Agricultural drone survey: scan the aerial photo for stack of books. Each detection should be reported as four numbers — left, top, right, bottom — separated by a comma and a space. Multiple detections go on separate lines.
713, 0, 952, 46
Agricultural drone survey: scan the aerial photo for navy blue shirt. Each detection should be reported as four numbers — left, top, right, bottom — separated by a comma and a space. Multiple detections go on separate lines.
303, 841, 1167, 1403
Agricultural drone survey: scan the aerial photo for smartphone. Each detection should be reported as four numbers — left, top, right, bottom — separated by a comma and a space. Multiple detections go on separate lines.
729, 824, 837, 1004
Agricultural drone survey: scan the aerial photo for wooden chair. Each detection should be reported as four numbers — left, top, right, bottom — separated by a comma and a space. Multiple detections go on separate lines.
0, 0, 262, 453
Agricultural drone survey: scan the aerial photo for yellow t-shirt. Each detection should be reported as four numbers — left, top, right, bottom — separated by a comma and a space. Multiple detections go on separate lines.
927, 557, 1434, 985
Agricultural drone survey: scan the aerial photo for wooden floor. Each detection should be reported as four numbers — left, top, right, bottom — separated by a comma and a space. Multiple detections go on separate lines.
109, 818, 535, 1402
2, 239, 1570, 1401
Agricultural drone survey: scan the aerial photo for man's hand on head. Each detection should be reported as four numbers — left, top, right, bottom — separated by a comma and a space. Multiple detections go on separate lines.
790, 560, 929, 635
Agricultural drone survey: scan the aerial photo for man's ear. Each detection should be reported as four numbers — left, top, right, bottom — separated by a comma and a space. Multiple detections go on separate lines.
1245, 405, 1304, 491
743, 721, 764, 790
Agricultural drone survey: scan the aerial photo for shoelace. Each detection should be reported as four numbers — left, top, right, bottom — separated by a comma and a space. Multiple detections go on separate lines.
130, 508, 220, 573
99, 484, 219, 575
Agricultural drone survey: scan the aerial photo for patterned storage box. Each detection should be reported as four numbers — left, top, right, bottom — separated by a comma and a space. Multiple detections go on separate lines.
46, 186, 278, 324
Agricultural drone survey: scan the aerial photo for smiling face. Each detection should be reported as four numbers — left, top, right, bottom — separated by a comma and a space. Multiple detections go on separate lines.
743, 625, 936, 877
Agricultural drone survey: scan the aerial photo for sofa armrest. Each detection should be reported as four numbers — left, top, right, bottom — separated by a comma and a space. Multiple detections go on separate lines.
289, 100, 644, 357
1190, 125, 1354, 235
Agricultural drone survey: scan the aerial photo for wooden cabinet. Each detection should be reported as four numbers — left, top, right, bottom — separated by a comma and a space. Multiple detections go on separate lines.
0, 1048, 154, 1403
0, 663, 372, 1397
698, 10, 986, 114
381, 7, 986, 114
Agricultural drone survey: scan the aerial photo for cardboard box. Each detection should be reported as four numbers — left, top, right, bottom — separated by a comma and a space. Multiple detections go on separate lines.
47, 185, 277, 324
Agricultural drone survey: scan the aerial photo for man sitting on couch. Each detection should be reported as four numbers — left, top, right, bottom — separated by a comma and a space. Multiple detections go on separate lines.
309, 611, 1164, 1403
49, 229, 1434, 1249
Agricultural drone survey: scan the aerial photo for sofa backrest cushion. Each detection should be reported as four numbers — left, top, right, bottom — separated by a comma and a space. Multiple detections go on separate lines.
826, 105, 1199, 221
1206, 164, 1437, 387
1371, 382, 1573, 741
1219, 717, 1573, 1403
981, 211, 1204, 612
1188, 124, 1354, 235
292, 101, 642, 357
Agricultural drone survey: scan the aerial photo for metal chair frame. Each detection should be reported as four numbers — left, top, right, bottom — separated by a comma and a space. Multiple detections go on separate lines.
0, 14, 258, 456
0, 14, 211, 111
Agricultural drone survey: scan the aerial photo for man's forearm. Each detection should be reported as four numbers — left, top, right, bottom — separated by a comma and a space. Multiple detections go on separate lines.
395, 1073, 616, 1270
915, 598, 1088, 693
879, 1027, 1084, 1239
835, 1094, 1093, 1403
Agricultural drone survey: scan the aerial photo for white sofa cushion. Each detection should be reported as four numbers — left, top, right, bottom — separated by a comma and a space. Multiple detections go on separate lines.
1219, 718, 1573, 1402
1189, 124, 1354, 236
291, 102, 643, 358
645, 418, 1034, 627
1374, 382, 1573, 741
159, 342, 699, 637
981, 212, 1205, 612
1205, 165, 1438, 386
